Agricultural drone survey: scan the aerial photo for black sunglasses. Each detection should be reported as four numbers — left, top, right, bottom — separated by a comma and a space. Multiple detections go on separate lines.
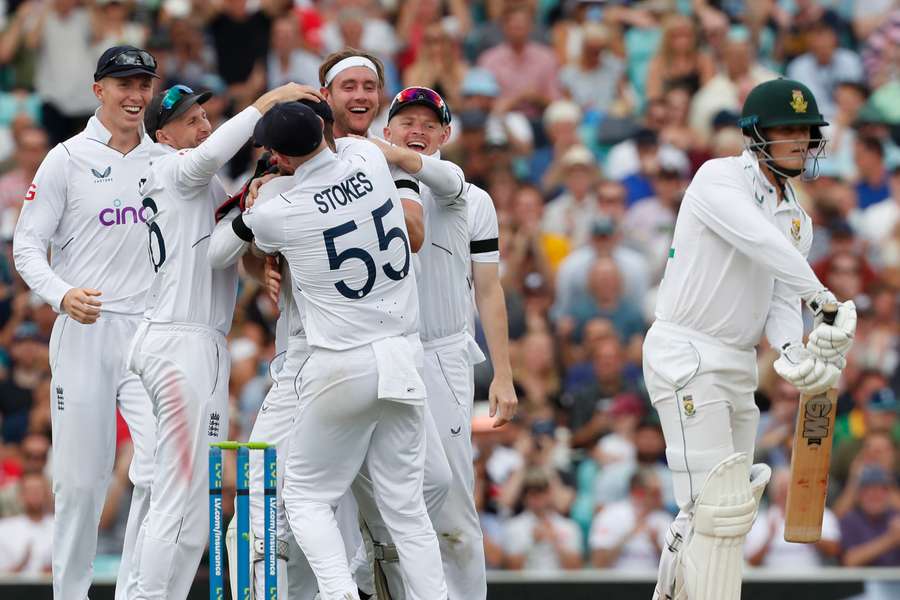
102, 49, 157, 72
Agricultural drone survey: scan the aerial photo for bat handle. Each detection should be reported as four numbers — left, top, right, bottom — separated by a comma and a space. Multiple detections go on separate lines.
822, 303, 838, 326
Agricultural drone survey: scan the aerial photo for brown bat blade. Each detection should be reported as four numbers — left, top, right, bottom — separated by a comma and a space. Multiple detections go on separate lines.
784, 386, 838, 543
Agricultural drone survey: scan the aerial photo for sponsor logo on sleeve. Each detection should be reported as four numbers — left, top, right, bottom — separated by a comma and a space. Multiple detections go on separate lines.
24, 183, 36, 202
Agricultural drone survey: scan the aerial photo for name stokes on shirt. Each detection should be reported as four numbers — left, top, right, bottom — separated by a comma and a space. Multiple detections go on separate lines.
313, 171, 373, 214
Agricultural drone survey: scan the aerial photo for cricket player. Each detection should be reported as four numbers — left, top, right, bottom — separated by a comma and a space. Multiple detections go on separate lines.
208, 96, 335, 600
316, 51, 452, 599
646, 78, 857, 600
362, 86, 517, 600
12, 45, 159, 600
240, 101, 448, 600
123, 81, 311, 599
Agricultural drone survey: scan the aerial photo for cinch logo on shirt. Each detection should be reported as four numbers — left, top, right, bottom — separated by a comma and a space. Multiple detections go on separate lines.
92, 166, 113, 183
98, 198, 150, 226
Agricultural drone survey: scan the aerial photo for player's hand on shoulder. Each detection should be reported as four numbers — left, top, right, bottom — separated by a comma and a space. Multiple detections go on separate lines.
351, 134, 401, 164
808, 299, 856, 363
254, 83, 324, 114
61, 287, 102, 324
247, 172, 280, 208
773, 342, 840, 395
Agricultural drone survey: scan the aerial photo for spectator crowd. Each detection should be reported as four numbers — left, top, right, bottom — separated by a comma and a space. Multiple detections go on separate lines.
0, 0, 899, 581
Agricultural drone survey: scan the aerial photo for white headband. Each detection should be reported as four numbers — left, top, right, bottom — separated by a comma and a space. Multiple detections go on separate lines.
324, 56, 379, 87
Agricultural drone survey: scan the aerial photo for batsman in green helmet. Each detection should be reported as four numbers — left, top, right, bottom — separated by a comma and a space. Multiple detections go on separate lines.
739, 78, 829, 179
644, 77, 857, 600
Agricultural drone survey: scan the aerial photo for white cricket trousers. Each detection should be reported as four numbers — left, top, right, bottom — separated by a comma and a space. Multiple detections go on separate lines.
350, 332, 484, 600
282, 339, 448, 600
643, 320, 759, 595
125, 322, 230, 600
248, 337, 318, 600
423, 332, 486, 600
48, 314, 156, 600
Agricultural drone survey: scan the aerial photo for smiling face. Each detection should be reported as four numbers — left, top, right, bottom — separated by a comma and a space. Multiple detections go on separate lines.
155, 103, 211, 150
93, 75, 154, 133
324, 66, 381, 137
384, 105, 449, 156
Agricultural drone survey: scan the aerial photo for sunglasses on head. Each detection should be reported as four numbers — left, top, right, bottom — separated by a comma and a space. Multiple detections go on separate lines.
102, 48, 157, 71
393, 87, 451, 124
161, 84, 194, 111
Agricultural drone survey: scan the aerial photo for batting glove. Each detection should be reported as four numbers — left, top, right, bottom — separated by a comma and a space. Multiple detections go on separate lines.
807, 299, 856, 363
774, 342, 841, 395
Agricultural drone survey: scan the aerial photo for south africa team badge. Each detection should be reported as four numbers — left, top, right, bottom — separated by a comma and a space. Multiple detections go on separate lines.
682, 395, 696, 418
791, 218, 801, 244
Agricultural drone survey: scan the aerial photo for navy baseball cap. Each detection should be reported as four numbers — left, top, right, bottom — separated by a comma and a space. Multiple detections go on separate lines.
145, 84, 212, 140
94, 45, 158, 81
388, 86, 451, 125
253, 102, 324, 157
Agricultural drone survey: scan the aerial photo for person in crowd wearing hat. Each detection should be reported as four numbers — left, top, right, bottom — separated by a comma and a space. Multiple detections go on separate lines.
840, 465, 900, 567
208, 96, 338, 600
622, 146, 690, 279
12, 45, 161, 600
504, 469, 583, 571
240, 100, 449, 600
456, 67, 533, 156
529, 99, 582, 187
123, 80, 314, 599
360, 85, 516, 600
645, 78, 857, 600
540, 145, 602, 248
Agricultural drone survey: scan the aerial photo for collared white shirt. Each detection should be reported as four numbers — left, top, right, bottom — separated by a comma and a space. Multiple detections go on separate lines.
394, 149, 469, 343
14, 112, 156, 313
244, 138, 418, 351
654, 150, 821, 349
140, 106, 261, 334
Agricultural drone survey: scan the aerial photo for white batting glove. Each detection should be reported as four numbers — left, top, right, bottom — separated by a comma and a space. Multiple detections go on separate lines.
774, 342, 841, 395
808, 300, 857, 362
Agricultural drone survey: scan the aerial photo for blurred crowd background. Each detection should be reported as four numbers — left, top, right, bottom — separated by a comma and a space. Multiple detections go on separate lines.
0, 0, 900, 580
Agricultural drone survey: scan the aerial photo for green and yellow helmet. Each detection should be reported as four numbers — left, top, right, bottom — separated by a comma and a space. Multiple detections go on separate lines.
739, 78, 829, 177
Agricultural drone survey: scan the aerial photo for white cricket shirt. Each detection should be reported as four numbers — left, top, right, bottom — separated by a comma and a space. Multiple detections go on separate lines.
655, 150, 820, 349
14, 113, 156, 314
394, 150, 468, 343
244, 138, 419, 351
140, 106, 261, 334
466, 183, 500, 333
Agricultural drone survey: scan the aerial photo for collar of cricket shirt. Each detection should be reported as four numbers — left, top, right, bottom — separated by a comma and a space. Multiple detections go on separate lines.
295, 145, 338, 179
87, 107, 153, 149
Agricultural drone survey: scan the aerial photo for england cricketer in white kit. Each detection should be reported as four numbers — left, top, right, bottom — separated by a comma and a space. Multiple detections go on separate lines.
12, 45, 159, 600
361, 86, 517, 600
208, 96, 337, 600
124, 82, 311, 600
315, 52, 452, 599
646, 79, 857, 600
241, 101, 448, 600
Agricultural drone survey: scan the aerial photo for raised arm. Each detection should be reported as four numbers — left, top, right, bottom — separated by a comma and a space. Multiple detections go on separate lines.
687, 164, 825, 302
175, 84, 323, 189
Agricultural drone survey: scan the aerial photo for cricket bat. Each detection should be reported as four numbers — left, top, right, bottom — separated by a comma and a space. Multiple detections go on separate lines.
784, 305, 838, 543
